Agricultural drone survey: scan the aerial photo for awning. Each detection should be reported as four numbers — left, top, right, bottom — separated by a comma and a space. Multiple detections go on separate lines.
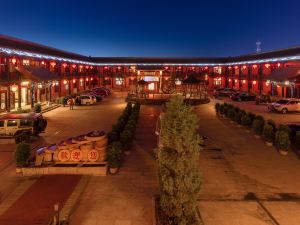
15, 65, 60, 82
269, 67, 300, 81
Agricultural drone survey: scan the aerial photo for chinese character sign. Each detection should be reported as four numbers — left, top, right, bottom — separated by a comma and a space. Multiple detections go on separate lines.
70, 149, 82, 162
87, 150, 99, 162
58, 150, 71, 162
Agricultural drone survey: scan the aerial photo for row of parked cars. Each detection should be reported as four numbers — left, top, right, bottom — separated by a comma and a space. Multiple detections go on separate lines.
73, 87, 111, 105
214, 88, 300, 114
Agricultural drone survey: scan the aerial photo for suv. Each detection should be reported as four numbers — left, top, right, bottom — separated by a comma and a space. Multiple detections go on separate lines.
267, 99, 300, 114
0, 113, 47, 143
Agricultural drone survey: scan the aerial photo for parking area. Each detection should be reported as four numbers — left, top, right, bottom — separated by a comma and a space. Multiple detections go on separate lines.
215, 97, 300, 125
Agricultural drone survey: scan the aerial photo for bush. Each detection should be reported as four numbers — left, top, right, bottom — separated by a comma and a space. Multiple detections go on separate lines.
266, 120, 277, 132
227, 108, 235, 120
247, 112, 256, 124
294, 131, 300, 148
15, 142, 31, 167
120, 129, 133, 150
263, 124, 274, 142
107, 141, 122, 168
252, 119, 264, 135
275, 131, 291, 150
158, 96, 201, 224
215, 103, 220, 113
241, 114, 251, 127
219, 104, 225, 115
34, 103, 42, 113
107, 131, 118, 144
234, 111, 243, 124
278, 124, 291, 136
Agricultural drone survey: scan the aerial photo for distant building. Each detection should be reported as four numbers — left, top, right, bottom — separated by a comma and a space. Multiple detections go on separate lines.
0, 35, 300, 112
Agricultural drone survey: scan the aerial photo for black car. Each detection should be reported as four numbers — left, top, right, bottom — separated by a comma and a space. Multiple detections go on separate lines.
230, 92, 256, 101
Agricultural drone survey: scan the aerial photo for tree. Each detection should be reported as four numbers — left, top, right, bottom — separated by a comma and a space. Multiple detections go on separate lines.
158, 96, 202, 225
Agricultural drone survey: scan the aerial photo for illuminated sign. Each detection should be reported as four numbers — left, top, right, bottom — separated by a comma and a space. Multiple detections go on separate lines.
144, 76, 159, 82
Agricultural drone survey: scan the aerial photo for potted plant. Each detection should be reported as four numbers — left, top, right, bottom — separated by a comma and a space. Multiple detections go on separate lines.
263, 124, 274, 146
219, 104, 225, 117
215, 103, 220, 115
15, 142, 31, 173
266, 119, 277, 133
275, 131, 291, 155
34, 103, 42, 113
294, 131, 300, 154
107, 141, 122, 174
120, 129, 133, 155
241, 114, 251, 131
252, 119, 264, 137
227, 108, 235, 122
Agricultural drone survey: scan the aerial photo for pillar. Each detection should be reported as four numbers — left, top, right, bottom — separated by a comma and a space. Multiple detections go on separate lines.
18, 82, 22, 110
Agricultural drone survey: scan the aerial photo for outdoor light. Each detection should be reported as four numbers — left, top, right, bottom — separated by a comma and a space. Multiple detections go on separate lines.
266, 81, 270, 86
234, 66, 239, 69
253, 80, 257, 85
243, 80, 246, 84
73, 79, 76, 83
137, 70, 140, 75
11, 58, 17, 64
72, 64, 76, 68
235, 79, 238, 82
242, 65, 247, 69
284, 81, 290, 85
80, 78, 83, 82
228, 66, 232, 69
178, 66, 182, 70
90, 78, 93, 81
277, 63, 281, 68
55, 81, 59, 86
79, 65, 83, 68
205, 66, 208, 70
104, 66, 108, 70
86, 65, 89, 69
164, 66, 168, 70
86, 78, 89, 81
90, 66, 93, 69
252, 64, 257, 69
38, 83, 43, 89
117, 66, 121, 70
62, 63, 67, 68
265, 63, 270, 68
63, 80, 68, 84
11, 84, 18, 92
50, 62, 56, 67
41, 61, 45, 65
21, 81, 30, 86
228, 78, 232, 82
159, 71, 163, 75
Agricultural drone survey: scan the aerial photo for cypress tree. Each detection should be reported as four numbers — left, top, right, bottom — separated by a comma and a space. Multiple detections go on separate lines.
158, 96, 202, 225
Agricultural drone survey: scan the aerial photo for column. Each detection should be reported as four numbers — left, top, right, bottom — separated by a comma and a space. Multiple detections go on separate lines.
18, 81, 22, 110
5, 57, 11, 112
247, 66, 251, 93
258, 65, 263, 95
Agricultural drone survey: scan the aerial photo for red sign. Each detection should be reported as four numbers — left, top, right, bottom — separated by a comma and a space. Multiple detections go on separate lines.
87, 150, 99, 162
70, 149, 82, 162
58, 150, 70, 162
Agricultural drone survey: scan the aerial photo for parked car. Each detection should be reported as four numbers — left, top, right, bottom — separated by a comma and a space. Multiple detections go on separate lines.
0, 113, 47, 143
214, 88, 238, 97
267, 98, 300, 114
84, 91, 103, 102
230, 92, 256, 101
92, 87, 110, 96
255, 94, 272, 105
77, 95, 96, 105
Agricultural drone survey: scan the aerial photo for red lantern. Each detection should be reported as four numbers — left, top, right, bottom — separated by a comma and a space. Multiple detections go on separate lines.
62, 63, 67, 68
164, 66, 168, 70
252, 64, 257, 69
41, 61, 45, 65
72, 64, 76, 69
85, 65, 89, 69
277, 63, 281, 68
242, 65, 247, 69
90, 66, 93, 69
265, 63, 270, 68
50, 62, 56, 67
73, 79, 76, 83
253, 80, 257, 85
234, 66, 239, 69
11, 58, 17, 64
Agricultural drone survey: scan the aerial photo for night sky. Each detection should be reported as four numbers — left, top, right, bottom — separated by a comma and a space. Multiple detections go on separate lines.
1, 0, 300, 57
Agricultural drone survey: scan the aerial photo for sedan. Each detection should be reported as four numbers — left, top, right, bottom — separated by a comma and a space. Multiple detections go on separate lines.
230, 92, 256, 101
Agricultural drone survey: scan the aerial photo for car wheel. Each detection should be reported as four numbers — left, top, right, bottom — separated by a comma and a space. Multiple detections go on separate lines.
86, 102, 90, 105
282, 108, 288, 114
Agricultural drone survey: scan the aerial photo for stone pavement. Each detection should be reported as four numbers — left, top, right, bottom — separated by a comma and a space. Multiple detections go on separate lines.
196, 101, 300, 225
69, 105, 159, 225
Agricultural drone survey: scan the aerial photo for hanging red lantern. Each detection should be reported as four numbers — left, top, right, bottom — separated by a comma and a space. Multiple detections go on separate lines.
50, 62, 56, 67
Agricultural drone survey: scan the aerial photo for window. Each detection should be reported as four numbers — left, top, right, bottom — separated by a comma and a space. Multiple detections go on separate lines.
116, 77, 124, 85
7, 120, 17, 127
20, 120, 33, 127
214, 78, 222, 86
22, 59, 30, 66
148, 83, 155, 90
0, 121, 4, 127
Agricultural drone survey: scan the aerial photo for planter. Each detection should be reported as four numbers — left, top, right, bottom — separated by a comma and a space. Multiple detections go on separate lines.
16, 167, 22, 174
245, 129, 251, 133
109, 167, 119, 174
124, 150, 131, 155
254, 134, 260, 139
237, 124, 242, 128
265, 141, 273, 147
230, 120, 234, 124
279, 150, 288, 156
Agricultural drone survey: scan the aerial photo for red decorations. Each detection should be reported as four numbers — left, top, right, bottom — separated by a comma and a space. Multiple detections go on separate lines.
72, 64, 76, 69
73, 79, 76, 84
85, 65, 89, 69
204, 66, 208, 70
41, 61, 45, 65
234, 66, 239, 69
265, 63, 270, 68
70, 150, 82, 162
63, 80, 68, 85
277, 63, 281, 68
228, 78, 232, 82
252, 64, 257, 69
242, 65, 247, 69
87, 150, 99, 162
90, 66, 93, 69
62, 63, 67, 68
242, 80, 246, 84
50, 61, 56, 67
58, 150, 70, 162
90, 77, 94, 81
164, 66, 169, 70
11, 58, 17, 64
253, 80, 257, 85
86, 78, 89, 81
104, 66, 108, 70
228, 66, 232, 69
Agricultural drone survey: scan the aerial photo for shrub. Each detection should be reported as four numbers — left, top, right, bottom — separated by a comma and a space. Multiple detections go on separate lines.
241, 114, 251, 127
34, 103, 42, 113
247, 112, 256, 124
158, 96, 201, 224
120, 129, 133, 150
278, 124, 291, 136
219, 104, 225, 115
234, 111, 243, 124
255, 115, 264, 121
107, 141, 122, 168
275, 131, 291, 150
252, 119, 264, 135
15, 142, 31, 167
107, 131, 119, 144
223, 104, 229, 116
227, 108, 235, 120
266, 120, 277, 132
263, 124, 274, 142
294, 131, 300, 148
215, 103, 220, 113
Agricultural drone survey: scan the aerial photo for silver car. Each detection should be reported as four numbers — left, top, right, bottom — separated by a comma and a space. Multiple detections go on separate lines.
267, 99, 300, 114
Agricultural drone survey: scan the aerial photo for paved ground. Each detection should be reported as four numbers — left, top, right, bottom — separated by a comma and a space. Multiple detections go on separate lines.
69, 105, 158, 225
0, 94, 125, 224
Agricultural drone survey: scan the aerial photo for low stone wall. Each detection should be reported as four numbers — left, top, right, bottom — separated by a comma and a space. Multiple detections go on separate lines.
17, 165, 107, 176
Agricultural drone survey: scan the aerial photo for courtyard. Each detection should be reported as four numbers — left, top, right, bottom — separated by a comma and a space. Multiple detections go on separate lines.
1, 94, 300, 224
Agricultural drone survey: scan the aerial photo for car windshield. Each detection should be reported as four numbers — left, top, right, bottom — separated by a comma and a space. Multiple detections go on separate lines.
276, 100, 289, 104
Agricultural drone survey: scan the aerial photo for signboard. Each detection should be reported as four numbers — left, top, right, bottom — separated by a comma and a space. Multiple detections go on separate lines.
70, 149, 82, 161
58, 150, 71, 162
87, 150, 99, 162
144, 76, 159, 82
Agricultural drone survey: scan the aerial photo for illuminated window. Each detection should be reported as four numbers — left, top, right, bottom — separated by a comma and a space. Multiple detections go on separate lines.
175, 79, 182, 85
116, 77, 124, 85
148, 83, 155, 90
23, 59, 30, 66
214, 78, 222, 86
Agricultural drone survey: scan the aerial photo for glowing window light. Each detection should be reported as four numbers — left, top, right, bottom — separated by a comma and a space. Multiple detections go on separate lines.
228, 78, 232, 82
86, 78, 89, 81
253, 80, 257, 85
63, 80, 68, 85
242, 80, 246, 84
11, 84, 18, 92
73, 79, 76, 83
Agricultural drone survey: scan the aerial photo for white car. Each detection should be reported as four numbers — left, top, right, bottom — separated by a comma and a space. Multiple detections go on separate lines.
267, 98, 300, 114
79, 95, 96, 105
